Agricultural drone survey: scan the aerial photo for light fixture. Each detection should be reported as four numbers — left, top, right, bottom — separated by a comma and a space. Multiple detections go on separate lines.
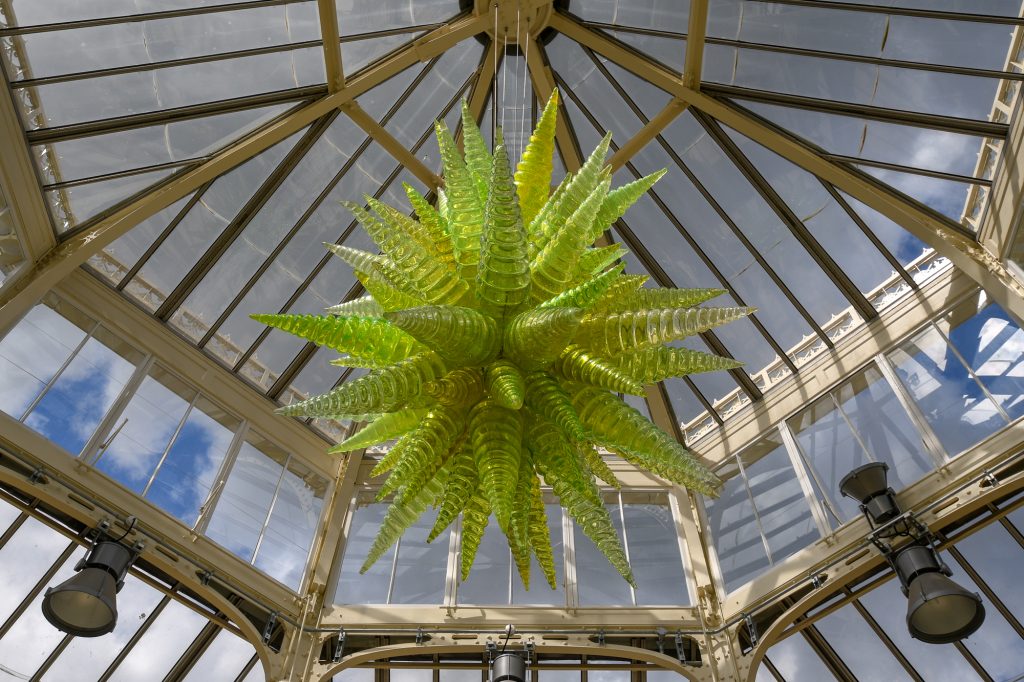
42, 538, 137, 637
840, 464, 985, 644
492, 653, 526, 682
894, 544, 986, 644
839, 462, 901, 531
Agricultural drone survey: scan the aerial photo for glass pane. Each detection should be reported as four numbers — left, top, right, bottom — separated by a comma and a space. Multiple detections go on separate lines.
95, 364, 196, 493
146, 394, 241, 526
575, 499, 633, 606
625, 499, 689, 606
38, 105, 290, 187
336, 668, 376, 682
953, 521, 1024, 634
205, 434, 287, 562
790, 364, 933, 524
763, 633, 837, 681
253, 457, 327, 589
182, 630, 258, 681
0, 517, 70, 624
336, 501, 394, 605
706, 470, 770, 592
106, 599, 208, 681
45, 574, 164, 680
888, 324, 1005, 456
0, 546, 86, 678
125, 129, 303, 313
944, 300, 1024, 421
0, 299, 91, 419
459, 516, 511, 605
813, 604, 914, 681
390, 507, 449, 605
48, 167, 176, 232
24, 326, 143, 455
858, 577, 982, 681
10, 6, 318, 80
742, 435, 819, 564
939, 552, 1024, 681
511, 503, 565, 606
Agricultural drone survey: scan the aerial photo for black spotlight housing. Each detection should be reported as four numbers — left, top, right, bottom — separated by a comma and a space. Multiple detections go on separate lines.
42, 540, 136, 637
492, 653, 527, 682
839, 462, 901, 529
893, 544, 986, 644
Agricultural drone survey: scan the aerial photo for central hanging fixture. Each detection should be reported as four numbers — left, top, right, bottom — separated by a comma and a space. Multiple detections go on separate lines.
253, 91, 751, 589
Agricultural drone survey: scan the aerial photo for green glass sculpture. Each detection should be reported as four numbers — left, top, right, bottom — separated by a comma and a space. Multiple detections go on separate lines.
254, 89, 753, 590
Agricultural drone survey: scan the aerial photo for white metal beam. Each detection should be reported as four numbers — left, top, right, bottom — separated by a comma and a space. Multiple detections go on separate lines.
0, 14, 489, 330
0, 71, 54, 263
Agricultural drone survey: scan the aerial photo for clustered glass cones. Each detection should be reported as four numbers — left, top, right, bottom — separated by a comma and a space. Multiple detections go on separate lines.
252, 91, 753, 590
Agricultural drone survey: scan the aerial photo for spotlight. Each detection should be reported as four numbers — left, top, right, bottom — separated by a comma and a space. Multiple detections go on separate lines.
894, 544, 985, 644
42, 540, 136, 637
492, 653, 526, 682
839, 462, 900, 530
839, 464, 986, 644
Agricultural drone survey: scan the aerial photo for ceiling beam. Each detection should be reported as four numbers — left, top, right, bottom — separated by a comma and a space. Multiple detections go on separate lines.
456, 37, 499, 149
341, 102, 442, 188
606, 98, 687, 172
525, 39, 582, 172
549, 13, 1024, 323
683, 0, 708, 89
0, 71, 54, 265
317, 0, 345, 92
0, 13, 488, 330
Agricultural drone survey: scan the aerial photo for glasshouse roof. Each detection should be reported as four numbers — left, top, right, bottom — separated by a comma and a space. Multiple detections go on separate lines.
1, 1, 1024, 681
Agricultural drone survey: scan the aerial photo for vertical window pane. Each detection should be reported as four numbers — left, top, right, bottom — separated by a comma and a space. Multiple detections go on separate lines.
336, 501, 394, 604
459, 517, 511, 605
511, 503, 565, 606
888, 325, 1005, 455
624, 495, 689, 606
575, 497, 633, 606
791, 365, 933, 524
95, 365, 195, 493
943, 300, 1024, 421
24, 325, 143, 455
390, 506, 449, 604
0, 298, 90, 418
744, 435, 819, 563
206, 435, 286, 563
707, 467, 770, 592
146, 395, 241, 526
253, 457, 327, 589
